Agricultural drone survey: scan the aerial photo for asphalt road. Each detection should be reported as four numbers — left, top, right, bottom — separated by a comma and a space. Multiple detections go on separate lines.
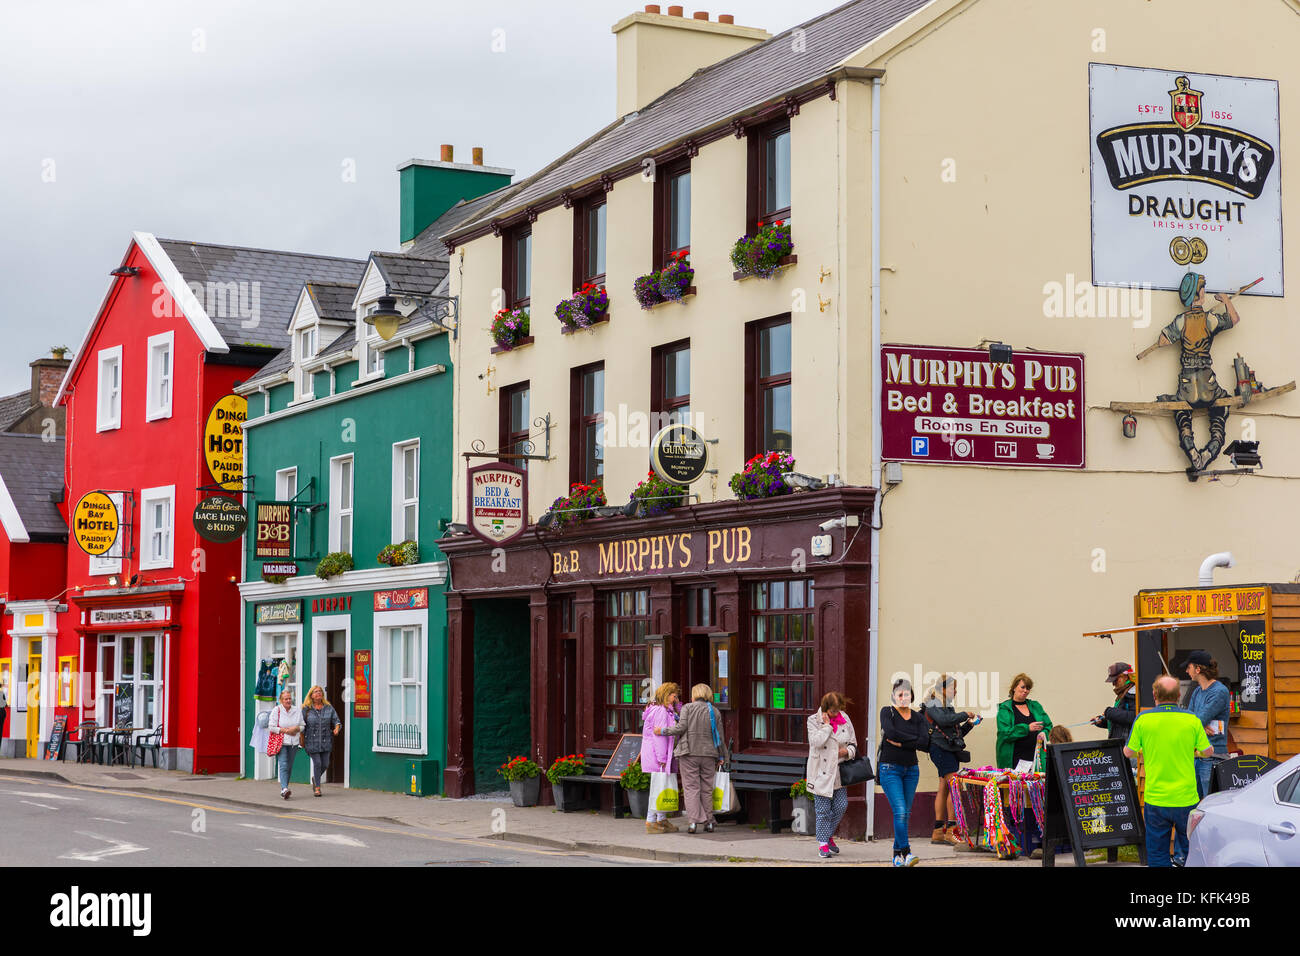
0, 774, 653, 867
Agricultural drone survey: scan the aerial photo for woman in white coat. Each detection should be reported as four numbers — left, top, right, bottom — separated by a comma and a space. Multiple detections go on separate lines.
806, 691, 857, 859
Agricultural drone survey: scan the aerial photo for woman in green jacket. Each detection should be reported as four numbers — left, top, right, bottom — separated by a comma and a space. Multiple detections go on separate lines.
996, 674, 1052, 769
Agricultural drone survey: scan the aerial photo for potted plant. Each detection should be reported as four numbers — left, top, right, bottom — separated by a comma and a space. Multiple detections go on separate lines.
731, 221, 794, 278
555, 283, 609, 332
633, 252, 695, 309
543, 483, 607, 529
490, 306, 531, 351
620, 757, 651, 819
546, 753, 587, 811
51, 345, 71, 360
497, 755, 542, 807
377, 540, 420, 566
790, 778, 814, 835
628, 470, 686, 517
315, 551, 354, 580
729, 451, 796, 501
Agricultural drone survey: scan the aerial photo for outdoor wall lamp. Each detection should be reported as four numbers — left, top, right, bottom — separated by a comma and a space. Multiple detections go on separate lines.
365, 296, 404, 341
110, 266, 140, 278
988, 341, 1013, 365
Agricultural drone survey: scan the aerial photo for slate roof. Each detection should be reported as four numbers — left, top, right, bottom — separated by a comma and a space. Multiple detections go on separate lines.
0, 389, 33, 430
155, 239, 366, 351
0, 433, 66, 538
413, 191, 508, 255
370, 253, 448, 296
306, 281, 359, 322
449, 0, 931, 235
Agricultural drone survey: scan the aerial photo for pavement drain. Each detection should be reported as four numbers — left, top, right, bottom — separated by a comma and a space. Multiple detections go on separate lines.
104, 773, 147, 780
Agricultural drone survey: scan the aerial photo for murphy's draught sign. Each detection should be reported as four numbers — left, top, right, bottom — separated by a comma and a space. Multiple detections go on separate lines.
1089, 64, 1281, 296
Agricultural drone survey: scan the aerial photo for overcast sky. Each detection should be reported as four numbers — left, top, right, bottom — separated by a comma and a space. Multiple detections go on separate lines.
0, 0, 810, 393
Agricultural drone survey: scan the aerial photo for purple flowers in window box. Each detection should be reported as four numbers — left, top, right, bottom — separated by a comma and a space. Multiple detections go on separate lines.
490, 307, 530, 350
730, 221, 793, 278
729, 451, 796, 500
634, 252, 695, 309
628, 470, 686, 517
555, 283, 609, 332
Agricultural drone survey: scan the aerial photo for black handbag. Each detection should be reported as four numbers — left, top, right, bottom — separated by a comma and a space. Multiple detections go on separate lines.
839, 754, 875, 786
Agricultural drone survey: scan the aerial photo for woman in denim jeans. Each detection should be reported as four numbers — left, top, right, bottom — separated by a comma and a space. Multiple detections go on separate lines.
268, 689, 302, 800
879, 679, 927, 866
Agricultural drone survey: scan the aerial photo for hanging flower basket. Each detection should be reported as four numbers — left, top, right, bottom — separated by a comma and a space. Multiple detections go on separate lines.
377, 540, 420, 567
490, 307, 531, 351
556, 283, 610, 333
628, 471, 686, 517
315, 551, 354, 579
729, 451, 796, 501
730, 221, 794, 278
634, 252, 695, 309
543, 483, 607, 529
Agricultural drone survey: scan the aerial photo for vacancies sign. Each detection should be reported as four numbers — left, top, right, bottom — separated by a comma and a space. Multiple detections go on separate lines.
1090, 64, 1282, 295
881, 346, 1084, 469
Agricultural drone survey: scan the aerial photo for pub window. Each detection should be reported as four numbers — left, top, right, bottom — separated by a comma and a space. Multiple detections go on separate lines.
683, 586, 715, 630
570, 362, 605, 488
650, 339, 690, 427
98, 633, 161, 733
603, 589, 650, 735
748, 121, 791, 230
503, 225, 532, 307
652, 159, 691, 271
499, 381, 530, 460
574, 195, 607, 288
749, 578, 815, 745
744, 316, 792, 459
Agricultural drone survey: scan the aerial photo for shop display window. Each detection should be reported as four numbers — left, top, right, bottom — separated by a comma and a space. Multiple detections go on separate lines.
749, 578, 815, 744
603, 589, 649, 734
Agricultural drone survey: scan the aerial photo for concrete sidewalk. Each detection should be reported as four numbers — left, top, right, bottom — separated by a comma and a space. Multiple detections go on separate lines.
0, 757, 1018, 865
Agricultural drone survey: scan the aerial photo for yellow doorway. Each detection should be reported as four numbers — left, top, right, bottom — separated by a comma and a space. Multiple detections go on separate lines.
26, 642, 40, 759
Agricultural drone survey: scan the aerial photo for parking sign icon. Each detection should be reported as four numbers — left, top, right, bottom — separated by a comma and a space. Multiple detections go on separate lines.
911, 437, 929, 457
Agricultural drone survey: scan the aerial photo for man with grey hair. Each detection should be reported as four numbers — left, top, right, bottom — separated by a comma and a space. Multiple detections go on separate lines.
1124, 675, 1213, 867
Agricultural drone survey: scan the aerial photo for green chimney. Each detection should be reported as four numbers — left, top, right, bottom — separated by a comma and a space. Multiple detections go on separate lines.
398, 147, 513, 245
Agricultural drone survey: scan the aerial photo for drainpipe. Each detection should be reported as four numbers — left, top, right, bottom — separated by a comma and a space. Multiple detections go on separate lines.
1198, 552, 1235, 587
866, 75, 883, 839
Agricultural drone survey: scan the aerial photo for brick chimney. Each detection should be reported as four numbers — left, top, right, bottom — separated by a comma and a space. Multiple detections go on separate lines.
32, 352, 71, 407
612, 8, 769, 117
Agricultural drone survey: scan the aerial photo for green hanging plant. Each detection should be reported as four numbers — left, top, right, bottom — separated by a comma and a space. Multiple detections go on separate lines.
315, 551, 354, 580
377, 540, 420, 566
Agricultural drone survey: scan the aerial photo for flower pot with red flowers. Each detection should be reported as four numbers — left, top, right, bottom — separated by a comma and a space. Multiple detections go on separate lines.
621, 757, 651, 819
556, 283, 610, 333
628, 470, 686, 517
730, 221, 794, 279
634, 252, 695, 309
546, 753, 587, 812
543, 482, 607, 529
729, 451, 796, 500
490, 307, 531, 351
497, 755, 542, 807
790, 778, 814, 834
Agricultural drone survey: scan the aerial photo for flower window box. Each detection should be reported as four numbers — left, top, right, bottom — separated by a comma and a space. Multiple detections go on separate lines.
490, 307, 531, 352
634, 252, 695, 309
730, 222, 795, 280
556, 283, 610, 334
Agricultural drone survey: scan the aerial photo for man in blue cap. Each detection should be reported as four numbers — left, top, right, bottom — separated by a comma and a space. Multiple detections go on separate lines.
1139, 272, 1240, 471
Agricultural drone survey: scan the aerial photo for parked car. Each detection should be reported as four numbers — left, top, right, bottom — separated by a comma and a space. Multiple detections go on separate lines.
1186, 753, 1300, 866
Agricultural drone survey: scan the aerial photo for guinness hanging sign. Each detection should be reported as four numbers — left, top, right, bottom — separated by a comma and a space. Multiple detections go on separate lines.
650, 424, 709, 486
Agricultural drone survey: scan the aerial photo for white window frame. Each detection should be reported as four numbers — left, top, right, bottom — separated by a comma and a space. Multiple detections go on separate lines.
139, 485, 175, 570
372, 609, 427, 755
358, 305, 384, 379
275, 466, 298, 501
96, 346, 123, 432
97, 632, 163, 735
88, 491, 125, 576
295, 326, 318, 401
392, 439, 419, 545
145, 331, 174, 421
329, 454, 354, 555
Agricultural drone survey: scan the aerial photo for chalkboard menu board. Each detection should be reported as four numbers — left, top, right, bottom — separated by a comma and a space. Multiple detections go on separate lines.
1045, 738, 1145, 867
115, 683, 134, 729
45, 714, 68, 761
601, 734, 643, 779
1211, 754, 1278, 793
1237, 620, 1268, 711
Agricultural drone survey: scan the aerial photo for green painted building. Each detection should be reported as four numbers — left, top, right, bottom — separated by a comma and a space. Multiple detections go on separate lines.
236, 155, 511, 793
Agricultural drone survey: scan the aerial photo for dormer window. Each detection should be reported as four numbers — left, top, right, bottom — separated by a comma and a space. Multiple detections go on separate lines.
296, 326, 317, 399
362, 304, 385, 376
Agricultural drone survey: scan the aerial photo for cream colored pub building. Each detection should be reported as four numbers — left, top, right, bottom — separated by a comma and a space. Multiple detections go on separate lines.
435, 0, 1300, 837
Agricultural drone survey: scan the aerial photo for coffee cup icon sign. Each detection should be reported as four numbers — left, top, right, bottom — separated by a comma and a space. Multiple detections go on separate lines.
1036, 443, 1055, 460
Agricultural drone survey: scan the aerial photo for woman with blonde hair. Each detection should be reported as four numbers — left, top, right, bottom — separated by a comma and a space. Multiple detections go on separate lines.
639, 682, 682, 833
658, 683, 729, 833
301, 685, 342, 797
922, 675, 979, 845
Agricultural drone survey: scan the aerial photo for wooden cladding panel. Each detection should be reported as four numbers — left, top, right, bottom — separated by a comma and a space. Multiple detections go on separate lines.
1270, 619, 1300, 633
1231, 727, 1267, 744
1276, 645, 1300, 661
1233, 711, 1269, 729
1270, 593, 1300, 606
1276, 709, 1300, 724
1277, 678, 1300, 693
1238, 743, 1270, 757
1276, 724, 1300, 740
1276, 661, 1300, 677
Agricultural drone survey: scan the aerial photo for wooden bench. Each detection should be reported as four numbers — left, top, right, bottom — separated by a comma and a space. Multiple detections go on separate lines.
556, 748, 630, 819
728, 752, 807, 833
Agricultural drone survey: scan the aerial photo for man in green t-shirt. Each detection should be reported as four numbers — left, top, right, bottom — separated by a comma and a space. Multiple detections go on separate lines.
1124, 675, 1213, 867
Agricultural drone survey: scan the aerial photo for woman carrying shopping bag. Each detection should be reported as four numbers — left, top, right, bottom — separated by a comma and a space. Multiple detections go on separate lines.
640, 682, 682, 833
268, 688, 303, 800
300, 685, 342, 797
806, 691, 858, 859
658, 683, 729, 833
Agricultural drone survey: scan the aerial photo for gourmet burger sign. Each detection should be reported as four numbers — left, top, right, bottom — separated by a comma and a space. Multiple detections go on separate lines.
881, 346, 1085, 469
1090, 64, 1281, 295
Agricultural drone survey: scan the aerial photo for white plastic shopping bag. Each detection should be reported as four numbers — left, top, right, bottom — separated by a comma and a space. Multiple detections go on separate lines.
712, 770, 739, 813
648, 772, 680, 813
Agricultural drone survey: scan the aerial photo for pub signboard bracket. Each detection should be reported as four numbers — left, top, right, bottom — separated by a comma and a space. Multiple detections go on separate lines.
462, 414, 554, 463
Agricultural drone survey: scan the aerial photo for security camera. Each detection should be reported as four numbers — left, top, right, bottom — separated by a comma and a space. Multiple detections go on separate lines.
819, 517, 847, 532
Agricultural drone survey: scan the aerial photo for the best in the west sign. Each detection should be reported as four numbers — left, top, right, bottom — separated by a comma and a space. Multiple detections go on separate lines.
1089, 64, 1282, 295
881, 345, 1085, 468
468, 463, 527, 546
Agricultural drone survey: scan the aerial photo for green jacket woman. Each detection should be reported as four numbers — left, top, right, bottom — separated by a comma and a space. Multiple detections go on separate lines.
996, 673, 1053, 769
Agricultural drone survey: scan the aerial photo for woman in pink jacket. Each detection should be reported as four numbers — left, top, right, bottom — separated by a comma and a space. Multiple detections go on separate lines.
640, 682, 681, 834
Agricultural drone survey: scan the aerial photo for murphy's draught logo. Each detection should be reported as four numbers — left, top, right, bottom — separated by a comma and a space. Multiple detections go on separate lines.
1095, 75, 1275, 199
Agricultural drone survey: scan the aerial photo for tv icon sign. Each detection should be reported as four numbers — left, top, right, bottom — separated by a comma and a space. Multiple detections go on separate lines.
911, 437, 929, 457
994, 441, 1016, 458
